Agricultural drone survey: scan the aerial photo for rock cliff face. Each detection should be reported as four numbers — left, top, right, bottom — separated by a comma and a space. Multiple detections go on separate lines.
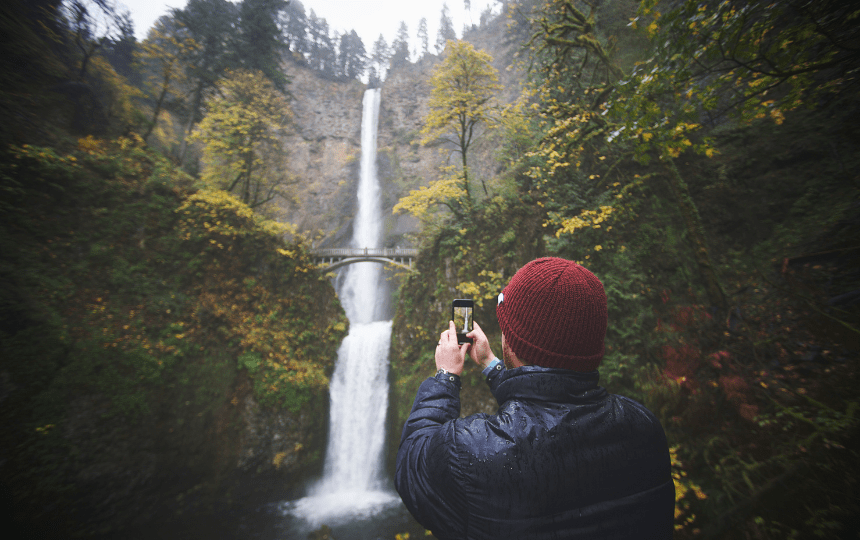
375, 24, 525, 248
272, 62, 366, 248
376, 58, 442, 248
272, 56, 447, 250
275, 20, 524, 251
55, 371, 329, 535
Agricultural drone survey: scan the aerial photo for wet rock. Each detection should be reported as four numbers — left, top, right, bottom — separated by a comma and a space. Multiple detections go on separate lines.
237, 391, 327, 476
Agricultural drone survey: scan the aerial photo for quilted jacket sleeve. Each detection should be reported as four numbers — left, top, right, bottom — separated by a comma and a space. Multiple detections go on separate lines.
394, 374, 466, 539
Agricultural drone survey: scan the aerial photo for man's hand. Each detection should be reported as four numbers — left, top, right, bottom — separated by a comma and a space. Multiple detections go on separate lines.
435, 320, 469, 376
467, 321, 496, 369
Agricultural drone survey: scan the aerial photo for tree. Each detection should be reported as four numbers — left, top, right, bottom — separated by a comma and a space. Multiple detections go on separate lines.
235, 0, 289, 90
64, 0, 130, 80
435, 3, 456, 54
172, 0, 237, 165
395, 41, 500, 218
627, 0, 860, 126
390, 21, 411, 69
527, 0, 859, 312
101, 10, 137, 82
306, 9, 336, 75
417, 17, 429, 58
0, 0, 67, 136
137, 17, 198, 142
526, 0, 728, 310
337, 30, 366, 80
280, 0, 307, 54
368, 34, 391, 86
191, 69, 293, 209
464, 0, 474, 31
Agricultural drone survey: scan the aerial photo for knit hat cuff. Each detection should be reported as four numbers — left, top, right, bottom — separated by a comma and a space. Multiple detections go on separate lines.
500, 314, 604, 372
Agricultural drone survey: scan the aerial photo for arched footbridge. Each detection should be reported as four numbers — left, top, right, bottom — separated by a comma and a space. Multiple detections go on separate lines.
310, 248, 418, 272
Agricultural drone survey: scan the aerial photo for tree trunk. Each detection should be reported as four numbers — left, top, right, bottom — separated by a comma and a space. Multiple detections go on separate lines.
459, 123, 472, 207
242, 151, 254, 205
664, 157, 727, 312
179, 81, 204, 167
143, 75, 171, 143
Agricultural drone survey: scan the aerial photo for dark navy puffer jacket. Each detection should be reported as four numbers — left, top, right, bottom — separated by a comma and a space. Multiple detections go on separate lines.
395, 365, 674, 540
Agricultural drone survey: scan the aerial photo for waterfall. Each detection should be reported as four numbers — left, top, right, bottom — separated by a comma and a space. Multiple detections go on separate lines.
289, 88, 399, 526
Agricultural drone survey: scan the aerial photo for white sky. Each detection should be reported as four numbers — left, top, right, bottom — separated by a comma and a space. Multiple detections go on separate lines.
120, 0, 501, 55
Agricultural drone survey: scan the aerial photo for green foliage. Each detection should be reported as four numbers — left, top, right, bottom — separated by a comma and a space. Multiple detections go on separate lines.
234, 0, 290, 90
629, 0, 859, 125
391, 3, 860, 539
0, 133, 346, 527
173, 187, 346, 411
137, 18, 199, 143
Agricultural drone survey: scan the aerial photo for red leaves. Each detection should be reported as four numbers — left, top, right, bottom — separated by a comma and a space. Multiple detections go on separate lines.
718, 374, 759, 421
662, 343, 701, 389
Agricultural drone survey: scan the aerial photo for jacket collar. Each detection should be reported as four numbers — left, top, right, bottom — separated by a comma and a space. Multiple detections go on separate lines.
492, 365, 608, 405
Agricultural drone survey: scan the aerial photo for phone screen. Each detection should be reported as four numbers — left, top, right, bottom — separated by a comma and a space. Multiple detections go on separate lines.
452, 299, 474, 344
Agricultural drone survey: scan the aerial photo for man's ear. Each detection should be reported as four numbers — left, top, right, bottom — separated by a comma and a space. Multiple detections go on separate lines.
502, 333, 526, 368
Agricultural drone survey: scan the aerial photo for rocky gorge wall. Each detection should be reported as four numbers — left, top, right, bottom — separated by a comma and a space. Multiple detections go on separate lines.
272, 58, 440, 250
270, 62, 366, 248
274, 19, 524, 251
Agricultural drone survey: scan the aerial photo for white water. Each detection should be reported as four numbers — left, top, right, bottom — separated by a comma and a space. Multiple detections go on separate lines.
289, 89, 400, 526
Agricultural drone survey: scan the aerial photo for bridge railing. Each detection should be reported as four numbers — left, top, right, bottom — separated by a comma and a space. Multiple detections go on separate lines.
310, 248, 419, 258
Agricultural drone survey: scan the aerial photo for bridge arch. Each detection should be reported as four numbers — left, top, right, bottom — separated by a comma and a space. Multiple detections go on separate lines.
310, 248, 418, 273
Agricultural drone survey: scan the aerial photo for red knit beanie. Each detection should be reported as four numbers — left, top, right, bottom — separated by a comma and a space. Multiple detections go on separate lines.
496, 257, 607, 371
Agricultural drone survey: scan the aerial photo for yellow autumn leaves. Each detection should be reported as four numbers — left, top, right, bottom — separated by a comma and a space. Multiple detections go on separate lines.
395, 41, 501, 218
177, 189, 296, 243
191, 69, 293, 209
554, 205, 615, 238
671, 446, 707, 533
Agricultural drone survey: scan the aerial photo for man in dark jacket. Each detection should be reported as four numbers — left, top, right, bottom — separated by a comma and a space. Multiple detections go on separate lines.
395, 257, 674, 540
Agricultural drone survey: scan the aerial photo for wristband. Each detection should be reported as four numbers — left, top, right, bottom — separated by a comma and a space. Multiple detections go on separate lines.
486, 358, 503, 371
435, 368, 458, 383
482, 357, 504, 378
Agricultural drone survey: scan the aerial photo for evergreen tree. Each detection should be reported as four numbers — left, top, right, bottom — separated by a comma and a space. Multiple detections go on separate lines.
280, 0, 307, 56
172, 0, 238, 165
435, 3, 456, 54
368, 34, 390, 86
102, 10, 136, 82
235, 0, 288, 90
417, 17, 429, 58
66, 0, 131, 80
337, 30, 366, 80
390, 21, 410, 69
463, 0, 473, 31
306, 9, 336, 75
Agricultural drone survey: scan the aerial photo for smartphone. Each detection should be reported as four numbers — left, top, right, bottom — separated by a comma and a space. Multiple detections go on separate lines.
452, 299, 474, 345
